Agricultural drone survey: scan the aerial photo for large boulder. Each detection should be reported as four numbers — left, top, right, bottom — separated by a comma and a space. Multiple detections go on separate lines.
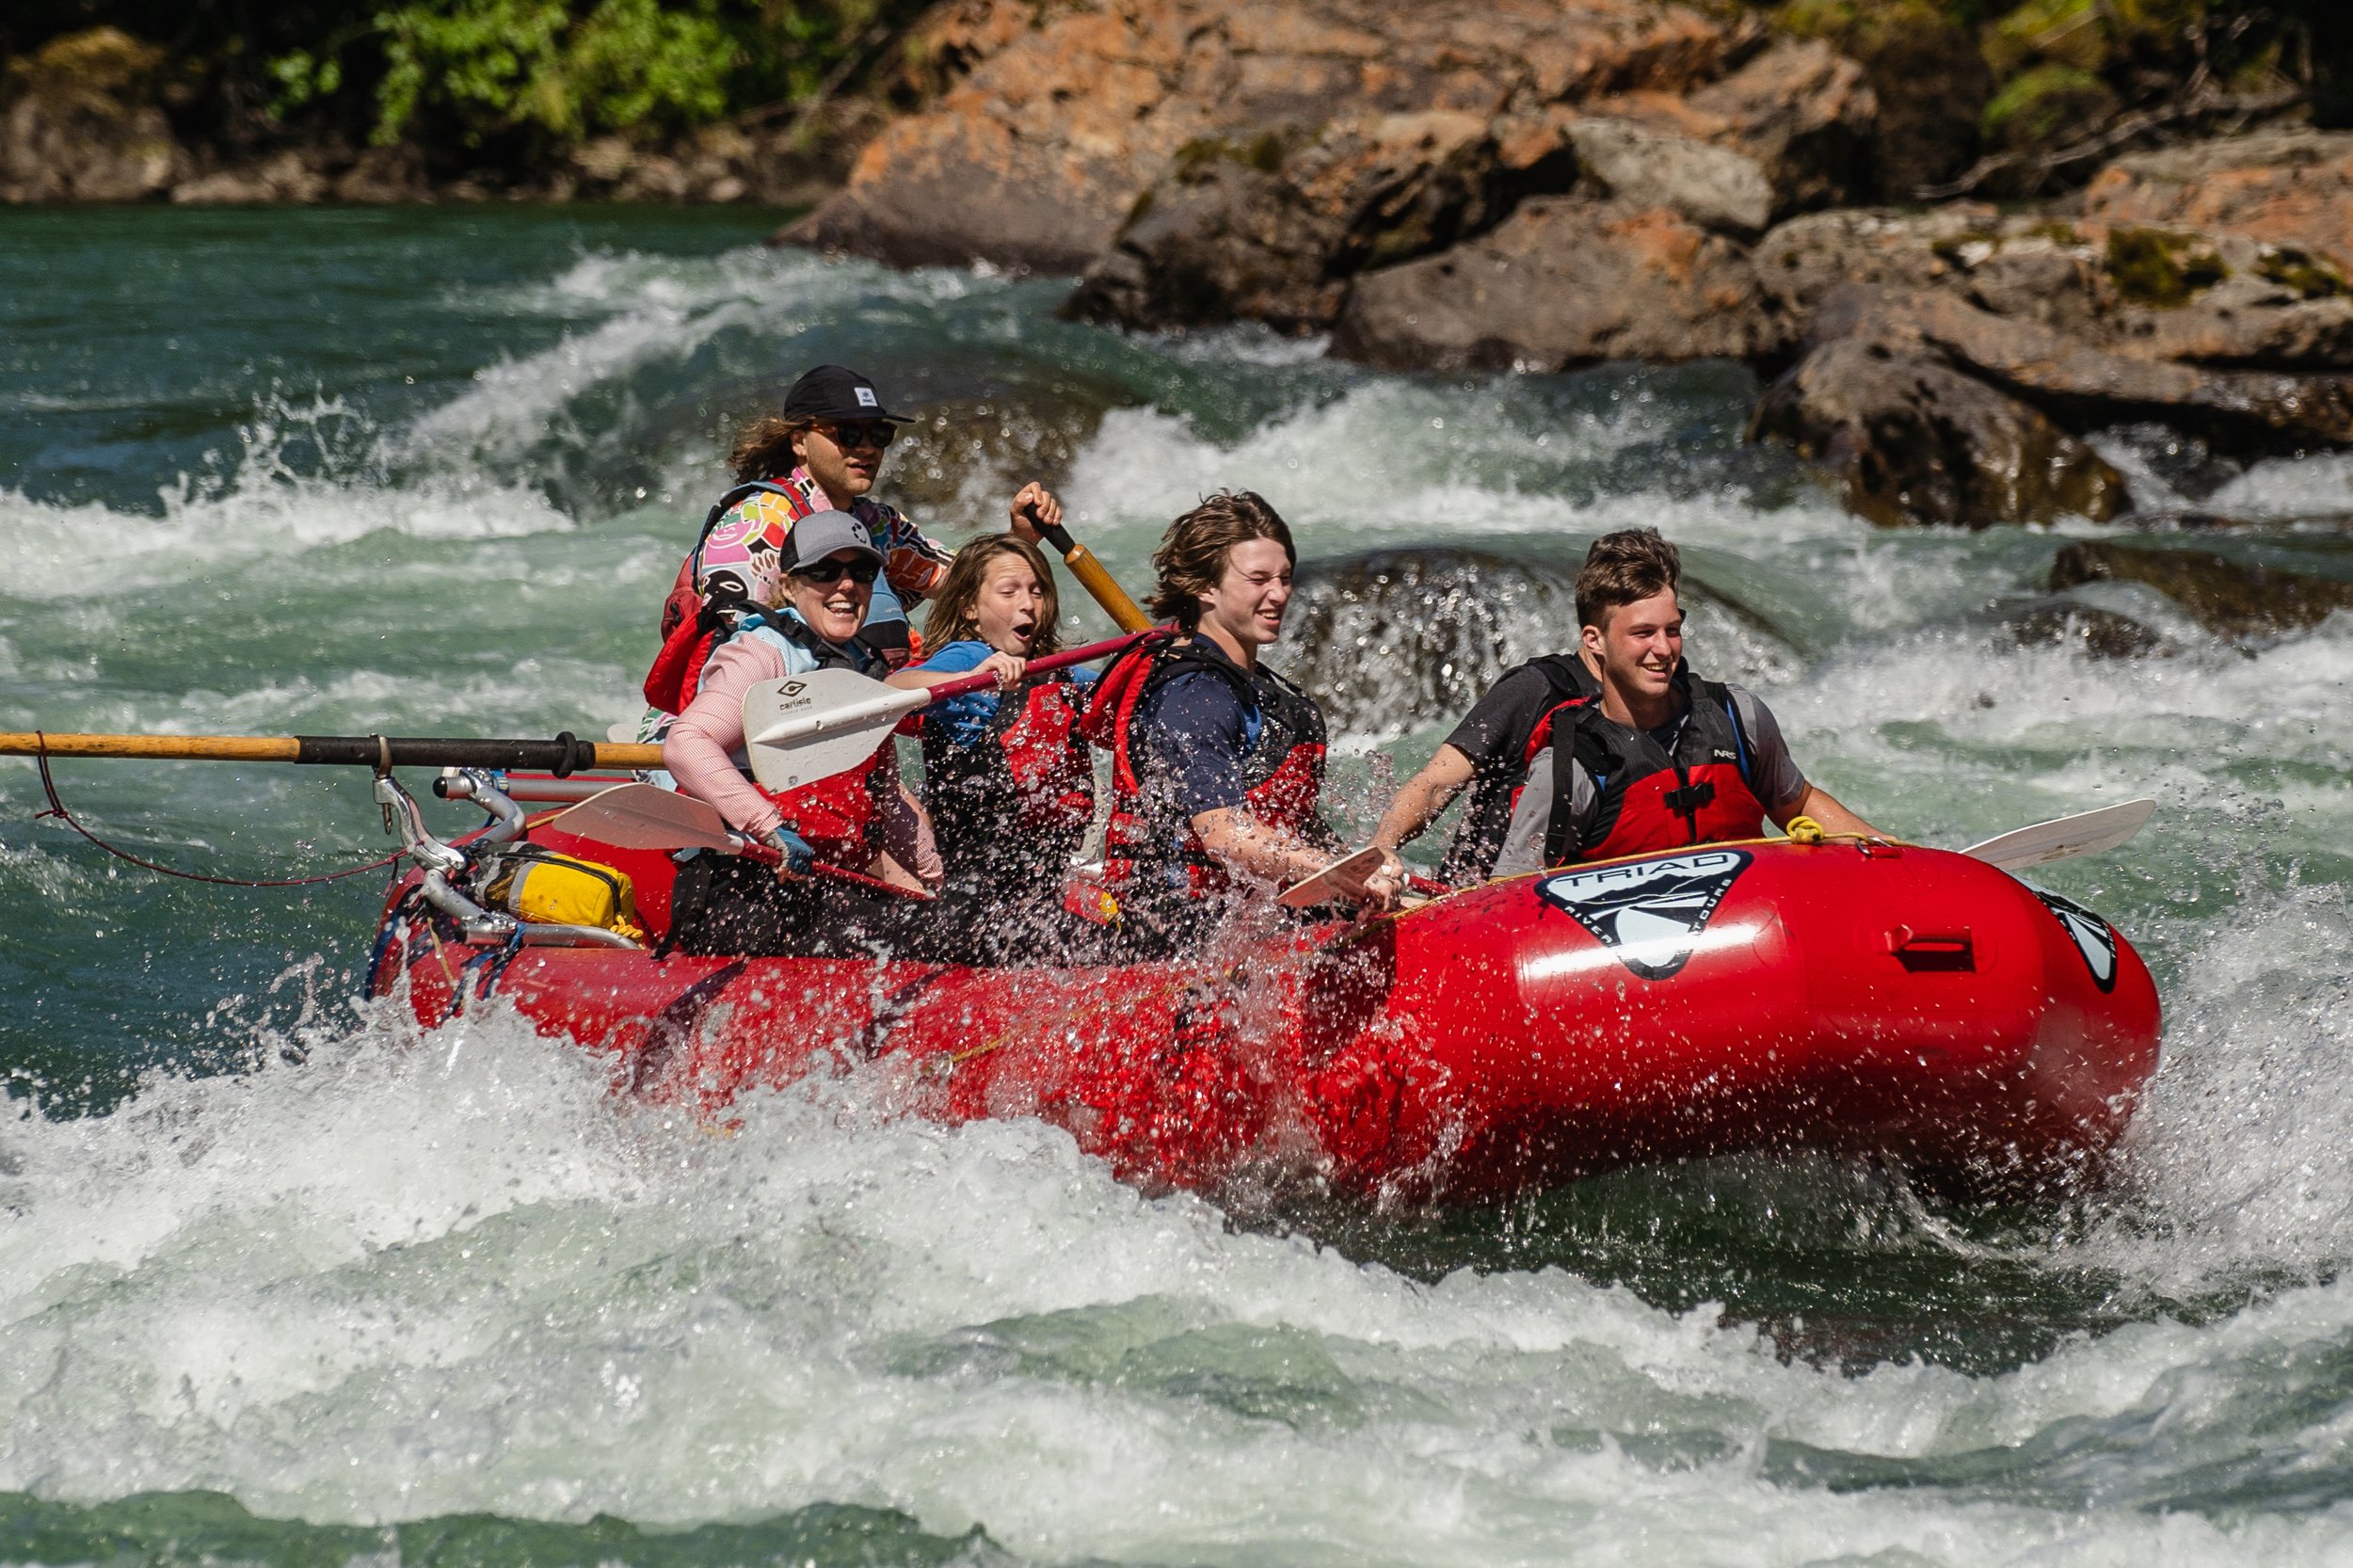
1756, 207, 2353, 373
1066, 110, 1501, 332
1808, 283, 2353, 450
2050, 540, 2353, 638
0, 28, 186, 202
1563, 117, 1771, 236
1331, 196, 1773, 371
1582, 39, 1876, 218
1750, 335, 2129, 529
782, 0, 1746, 273
2082, 131, 2353, 275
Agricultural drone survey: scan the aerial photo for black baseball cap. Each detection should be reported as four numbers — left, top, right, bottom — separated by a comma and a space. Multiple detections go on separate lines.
781, 364, 910, 424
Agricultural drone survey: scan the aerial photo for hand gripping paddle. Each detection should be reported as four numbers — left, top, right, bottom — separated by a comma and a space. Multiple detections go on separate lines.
739, 630, 1160, 792
1960, 798, 2155, 873
546, 783, 922, 898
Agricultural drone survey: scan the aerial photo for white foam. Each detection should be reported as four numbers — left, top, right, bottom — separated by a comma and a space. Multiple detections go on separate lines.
0, 472, 572, 604
7, 1000, 2353, 1560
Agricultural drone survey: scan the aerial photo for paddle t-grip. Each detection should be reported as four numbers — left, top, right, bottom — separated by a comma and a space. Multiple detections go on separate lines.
1039, 520, 1154, 634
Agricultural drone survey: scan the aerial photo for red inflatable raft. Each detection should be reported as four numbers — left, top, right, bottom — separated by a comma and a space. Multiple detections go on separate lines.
366, 817, 2161, 1204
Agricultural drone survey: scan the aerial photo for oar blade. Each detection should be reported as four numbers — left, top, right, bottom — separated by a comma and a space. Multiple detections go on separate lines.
1961, 798, 2155, 872
549, 783, 735, 853
741, 669, 910, 792
1279, 845, 1387, 909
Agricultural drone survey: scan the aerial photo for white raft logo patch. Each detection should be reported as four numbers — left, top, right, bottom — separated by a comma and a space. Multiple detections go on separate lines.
2036, 889, 2118, 992
1535, 849, 1752, 980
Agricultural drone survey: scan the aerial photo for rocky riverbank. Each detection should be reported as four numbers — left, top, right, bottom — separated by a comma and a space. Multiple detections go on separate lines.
776, 0, 2353, 534
12, 2, 2353, 544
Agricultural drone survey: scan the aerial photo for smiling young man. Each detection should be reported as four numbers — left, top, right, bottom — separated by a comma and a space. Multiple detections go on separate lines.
1087, 490, 1398, 954
1489, 529, 1883, 877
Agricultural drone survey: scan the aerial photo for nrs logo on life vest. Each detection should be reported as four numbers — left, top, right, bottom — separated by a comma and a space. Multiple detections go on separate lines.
1535, 849, 1752, 980
2035, 889, 2118, 992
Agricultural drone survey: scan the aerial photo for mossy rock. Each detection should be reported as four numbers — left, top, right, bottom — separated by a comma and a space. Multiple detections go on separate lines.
1172, 131, 1291, 181
4, 25, 166, 102
2105, 226, 2228, 307
1981, 61, 2119, 151
2256, 247, 2349, 299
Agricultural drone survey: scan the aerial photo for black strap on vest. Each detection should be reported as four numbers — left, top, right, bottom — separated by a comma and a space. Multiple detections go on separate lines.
1545, 676, 1753, 866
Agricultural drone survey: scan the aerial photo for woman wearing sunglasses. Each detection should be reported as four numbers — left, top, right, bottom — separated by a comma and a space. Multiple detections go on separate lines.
660, 510, 950, 957
643, 363, 1063, 722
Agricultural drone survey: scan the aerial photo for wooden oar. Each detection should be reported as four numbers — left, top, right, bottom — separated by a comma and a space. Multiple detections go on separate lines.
548, 783, 925, 898
1037, 519, 1155, 634
742, 628, 1158, 792
0, 730, 658, 771
1960, 798, 2155, 872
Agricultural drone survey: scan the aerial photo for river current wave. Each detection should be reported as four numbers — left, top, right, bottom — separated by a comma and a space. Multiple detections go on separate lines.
3, 207, 2352, 1565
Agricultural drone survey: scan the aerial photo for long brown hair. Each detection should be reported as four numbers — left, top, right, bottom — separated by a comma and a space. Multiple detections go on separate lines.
920, 534, 1065, 655
728, 415, 814, 483
1148, 489, 1294, 629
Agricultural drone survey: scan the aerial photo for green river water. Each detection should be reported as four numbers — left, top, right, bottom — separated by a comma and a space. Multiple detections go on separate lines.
3, 205, 2352, 1565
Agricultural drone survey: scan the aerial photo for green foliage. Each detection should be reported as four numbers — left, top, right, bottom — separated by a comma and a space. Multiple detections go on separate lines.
1980, 60, 2118, 147
371, 0, 737, 147
234, 0, 916, 159
2106, 227, 2228, 308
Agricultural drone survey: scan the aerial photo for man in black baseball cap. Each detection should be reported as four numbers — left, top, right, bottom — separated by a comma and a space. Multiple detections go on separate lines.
780, 363, 911, 424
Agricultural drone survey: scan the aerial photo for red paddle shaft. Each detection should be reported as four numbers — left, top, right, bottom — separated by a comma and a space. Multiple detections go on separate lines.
732, 838, 930, 899
916, 628, 1166, 708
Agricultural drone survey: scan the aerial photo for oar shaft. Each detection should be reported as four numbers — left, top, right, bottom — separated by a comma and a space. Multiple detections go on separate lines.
920, 630, 1160, 706
1040, 521, 1154, 633
0, 731, 664, 773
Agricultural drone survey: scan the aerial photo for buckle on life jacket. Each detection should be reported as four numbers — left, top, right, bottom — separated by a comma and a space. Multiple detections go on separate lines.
1662, 779, 1717, 816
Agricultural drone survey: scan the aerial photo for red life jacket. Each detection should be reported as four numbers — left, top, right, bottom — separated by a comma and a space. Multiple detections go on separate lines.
920, 675, 1096, 892
1521, 673, 1768, 866
642, 480, 803, 715
1440, 651, 1600, 885
733, 614, 893, 871
1083, 638, 1327, 901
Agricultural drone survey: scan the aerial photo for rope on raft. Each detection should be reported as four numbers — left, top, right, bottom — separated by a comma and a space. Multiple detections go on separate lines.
30, 732, 408, 888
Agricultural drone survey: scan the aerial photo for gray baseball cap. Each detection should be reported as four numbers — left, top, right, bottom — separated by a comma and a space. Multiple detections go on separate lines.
780, 509, 884, 572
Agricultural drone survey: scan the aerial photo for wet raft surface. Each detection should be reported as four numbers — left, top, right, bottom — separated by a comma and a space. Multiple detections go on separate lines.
4, 208, 2353, 1564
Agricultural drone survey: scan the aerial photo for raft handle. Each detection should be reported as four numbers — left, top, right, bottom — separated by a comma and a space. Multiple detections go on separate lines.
1886, 925, 1975, 972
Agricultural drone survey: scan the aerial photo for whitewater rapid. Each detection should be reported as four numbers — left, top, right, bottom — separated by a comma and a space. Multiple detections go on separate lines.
4, 210, 2352, 1564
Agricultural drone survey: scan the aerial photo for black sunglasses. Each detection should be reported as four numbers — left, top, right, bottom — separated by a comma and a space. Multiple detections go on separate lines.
791, 555, 881, 586
821, 421, 895, 450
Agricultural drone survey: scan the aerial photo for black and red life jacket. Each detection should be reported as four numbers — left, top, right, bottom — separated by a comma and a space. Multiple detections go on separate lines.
730, 614, 894, 871
920, 675, 1096, 891
1522, 673, 1767, 865
642, 480, 802, 715
1439, 652, 1601, 885
1083, 638, 1327, 901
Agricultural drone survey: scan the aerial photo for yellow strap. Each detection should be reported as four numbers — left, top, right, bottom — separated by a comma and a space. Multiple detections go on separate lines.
1783, 815, 1826, 845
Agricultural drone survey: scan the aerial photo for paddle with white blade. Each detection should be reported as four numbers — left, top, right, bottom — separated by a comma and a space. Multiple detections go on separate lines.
546, 782, 924, 897
1959, 798, 2155, 873
741, 629, 1160, 792
1278, 845, 1390, 909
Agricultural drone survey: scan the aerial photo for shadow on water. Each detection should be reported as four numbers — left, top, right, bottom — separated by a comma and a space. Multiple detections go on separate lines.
0, 1491, 1016, 1568
1247, 1152, 2325, 1379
